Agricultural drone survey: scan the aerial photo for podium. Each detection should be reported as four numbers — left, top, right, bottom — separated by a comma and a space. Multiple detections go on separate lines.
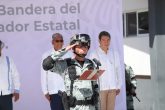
79, 69, 105, 80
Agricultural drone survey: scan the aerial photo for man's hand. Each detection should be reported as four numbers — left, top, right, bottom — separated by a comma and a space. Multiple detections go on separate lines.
12, 93, 19, 102
116, 89, 120, 96
45, 93, 51, 102
65, 44, 77, 51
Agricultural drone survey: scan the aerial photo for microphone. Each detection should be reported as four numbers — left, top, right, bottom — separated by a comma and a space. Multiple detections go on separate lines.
93, 58, 101, 66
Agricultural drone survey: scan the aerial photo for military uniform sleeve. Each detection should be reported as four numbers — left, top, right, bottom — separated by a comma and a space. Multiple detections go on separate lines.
129, 66, 137, 88
42, 48, 68, 74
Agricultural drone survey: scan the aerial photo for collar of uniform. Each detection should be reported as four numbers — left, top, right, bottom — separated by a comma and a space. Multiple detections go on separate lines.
82, 58, 93, 69
73, 58, 92, 69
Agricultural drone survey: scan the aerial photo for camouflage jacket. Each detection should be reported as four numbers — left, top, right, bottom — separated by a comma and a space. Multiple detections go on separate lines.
42, 48, 99, 110
125, 64, 137, 95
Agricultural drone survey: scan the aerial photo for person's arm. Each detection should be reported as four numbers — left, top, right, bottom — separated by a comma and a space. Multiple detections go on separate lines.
42, 48, 68, 72
41, 69, 49, 94
10, 58, 20, 102
41, 54, 49, 97
114, 52, 122, 95
41, 70, 51, 102
42, 44, 76, 72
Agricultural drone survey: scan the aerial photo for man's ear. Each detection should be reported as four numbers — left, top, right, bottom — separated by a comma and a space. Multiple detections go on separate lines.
98, 39, 101, 44
0, 41, 4, 49
51, 39, 54, 45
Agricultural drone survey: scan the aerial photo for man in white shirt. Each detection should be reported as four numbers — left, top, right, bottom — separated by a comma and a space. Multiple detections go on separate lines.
89, 31, 122, 110
41, 33, 72, 110
0, 40, 20, 110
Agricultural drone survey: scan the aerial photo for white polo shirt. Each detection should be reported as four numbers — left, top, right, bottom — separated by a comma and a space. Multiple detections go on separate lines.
89, 47, 122, 90
0, 54, 20, 95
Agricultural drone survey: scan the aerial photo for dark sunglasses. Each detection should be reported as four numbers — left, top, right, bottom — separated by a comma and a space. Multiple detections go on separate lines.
55, 40, 63, 43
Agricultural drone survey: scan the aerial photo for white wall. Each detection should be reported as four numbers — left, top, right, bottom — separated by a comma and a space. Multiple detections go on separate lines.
123, 36, 153, 109
123, 0, 150, 76
150, 35, 165, 110
134, 79, 153, 110
123, 0, 148, 12
124, 36, 151, 76
123, 1, 165, 110
122, 1, 152, 110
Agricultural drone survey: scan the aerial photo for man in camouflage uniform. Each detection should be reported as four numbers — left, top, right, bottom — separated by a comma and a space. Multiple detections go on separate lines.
42, 34, 100, 110
125, 64, 137, 110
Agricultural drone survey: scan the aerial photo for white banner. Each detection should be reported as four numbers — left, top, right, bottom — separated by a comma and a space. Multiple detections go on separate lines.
0, 0, 125, 110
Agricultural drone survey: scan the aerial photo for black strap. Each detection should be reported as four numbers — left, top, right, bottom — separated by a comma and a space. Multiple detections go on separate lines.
76, 100, 93, 105
65, 58, 72, 66
65, 58, 74, 96
70, 80, 74, 96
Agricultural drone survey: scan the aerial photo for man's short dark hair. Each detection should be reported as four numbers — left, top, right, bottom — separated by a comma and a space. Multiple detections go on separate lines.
52, 33, 63, 40
98, 31, 111, 40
